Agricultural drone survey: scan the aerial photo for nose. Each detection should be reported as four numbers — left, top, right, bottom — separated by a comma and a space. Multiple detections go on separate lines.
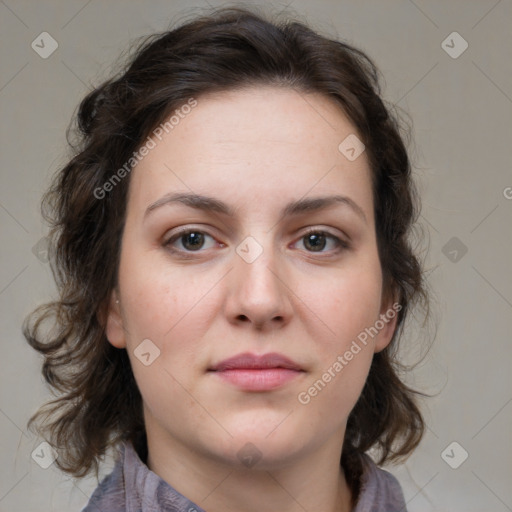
224, 237, 293, 330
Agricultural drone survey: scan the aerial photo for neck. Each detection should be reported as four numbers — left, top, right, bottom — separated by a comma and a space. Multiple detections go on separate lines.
144, 422, 353, 512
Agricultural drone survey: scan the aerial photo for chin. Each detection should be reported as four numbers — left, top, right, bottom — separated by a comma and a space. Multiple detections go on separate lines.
205, 422, 310, 470
222, 409, 298, 439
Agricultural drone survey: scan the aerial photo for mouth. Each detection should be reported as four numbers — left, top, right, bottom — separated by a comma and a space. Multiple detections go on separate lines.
208, 352, 305, 391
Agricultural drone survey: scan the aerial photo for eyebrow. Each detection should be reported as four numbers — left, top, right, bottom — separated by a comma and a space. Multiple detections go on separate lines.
144, 192, 367, 223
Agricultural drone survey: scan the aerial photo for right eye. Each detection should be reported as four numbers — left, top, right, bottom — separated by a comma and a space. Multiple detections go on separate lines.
163, 228, 220, 256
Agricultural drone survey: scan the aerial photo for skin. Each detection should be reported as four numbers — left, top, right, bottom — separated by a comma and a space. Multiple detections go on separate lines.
105, 86, 397, 512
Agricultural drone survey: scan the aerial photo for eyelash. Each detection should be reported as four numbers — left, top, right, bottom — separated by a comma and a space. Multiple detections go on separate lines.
163, 227, 349, 258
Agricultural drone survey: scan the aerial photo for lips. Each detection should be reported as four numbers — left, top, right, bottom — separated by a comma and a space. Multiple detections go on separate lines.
208, 352, 305, 391
209, 352, 303, 372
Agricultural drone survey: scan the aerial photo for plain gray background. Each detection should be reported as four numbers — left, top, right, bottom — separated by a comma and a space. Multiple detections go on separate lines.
1, 1, 511, 510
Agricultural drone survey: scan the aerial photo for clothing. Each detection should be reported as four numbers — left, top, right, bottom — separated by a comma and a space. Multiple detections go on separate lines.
82, 441, 408, 512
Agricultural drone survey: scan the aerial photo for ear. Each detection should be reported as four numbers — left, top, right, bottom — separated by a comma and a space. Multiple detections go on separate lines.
374, 289, 401, 353
103, 290, 127, 349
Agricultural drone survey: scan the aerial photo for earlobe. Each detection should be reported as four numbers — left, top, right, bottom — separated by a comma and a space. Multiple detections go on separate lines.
104, 291, 127, 349
374, 295, 401, 353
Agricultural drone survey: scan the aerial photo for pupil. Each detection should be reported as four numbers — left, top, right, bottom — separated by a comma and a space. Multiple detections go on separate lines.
184, 232, 203, 250
306, 233, 325, 251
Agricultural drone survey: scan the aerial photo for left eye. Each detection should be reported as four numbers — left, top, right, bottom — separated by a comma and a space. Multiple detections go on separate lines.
294, 230, 345, 253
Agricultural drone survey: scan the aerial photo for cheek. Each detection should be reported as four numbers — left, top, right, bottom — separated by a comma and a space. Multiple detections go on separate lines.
117, 243, 218, 396
292, 261, 382, 411
118, 240, 212, 341
296, 260, 383, 347
295, 309, 376, 428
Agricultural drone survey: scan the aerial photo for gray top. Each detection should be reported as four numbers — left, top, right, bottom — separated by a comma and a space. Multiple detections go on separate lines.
82, 441, 408, 512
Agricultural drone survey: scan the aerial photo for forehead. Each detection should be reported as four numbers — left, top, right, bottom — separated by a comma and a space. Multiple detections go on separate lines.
127, 86, 373, 219
170, 86, 360, 155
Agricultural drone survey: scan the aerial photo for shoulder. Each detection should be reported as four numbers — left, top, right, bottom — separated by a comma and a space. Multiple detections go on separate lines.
353, 454, 408, 512
80, 440, 205, 512
81, 445, 127, 512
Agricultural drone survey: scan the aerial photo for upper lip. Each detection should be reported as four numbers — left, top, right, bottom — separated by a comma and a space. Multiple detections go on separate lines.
209, 352, 304, 371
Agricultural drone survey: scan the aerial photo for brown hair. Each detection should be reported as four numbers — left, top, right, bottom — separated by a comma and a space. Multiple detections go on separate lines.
24, 5, 429, 497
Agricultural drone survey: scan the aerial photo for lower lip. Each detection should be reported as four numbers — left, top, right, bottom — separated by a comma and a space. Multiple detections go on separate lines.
210, 368, 303, 391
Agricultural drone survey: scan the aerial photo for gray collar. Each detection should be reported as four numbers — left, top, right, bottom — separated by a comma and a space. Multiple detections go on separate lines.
83, 441, 407, 512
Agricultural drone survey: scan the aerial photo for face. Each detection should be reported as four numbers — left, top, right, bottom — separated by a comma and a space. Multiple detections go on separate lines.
106, 86, 397, 470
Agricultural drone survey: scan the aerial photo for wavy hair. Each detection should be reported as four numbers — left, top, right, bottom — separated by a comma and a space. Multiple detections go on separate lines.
23, 5, 430, 498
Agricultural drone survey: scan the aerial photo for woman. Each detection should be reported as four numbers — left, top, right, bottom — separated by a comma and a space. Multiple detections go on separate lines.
24, 6, 429, 511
